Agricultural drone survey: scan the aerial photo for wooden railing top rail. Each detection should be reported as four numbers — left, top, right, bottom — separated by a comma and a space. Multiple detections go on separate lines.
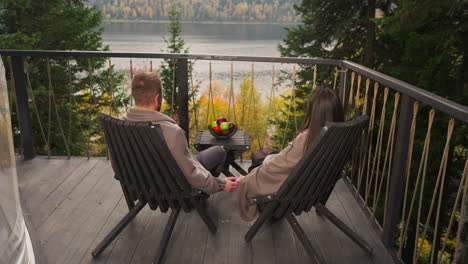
1, 49, 466, 123
0, 49, 342, 65
343, 61, 468, 123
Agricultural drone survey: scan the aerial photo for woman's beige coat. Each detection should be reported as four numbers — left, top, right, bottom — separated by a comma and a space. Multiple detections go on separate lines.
237, 131, 309, 221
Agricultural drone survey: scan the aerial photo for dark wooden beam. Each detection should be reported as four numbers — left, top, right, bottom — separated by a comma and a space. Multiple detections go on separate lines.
0, 49, 341, 66
11, 56, 35, 160
176, 59, 189, 141
338, 67, 347, 109
382, 94, 414, 247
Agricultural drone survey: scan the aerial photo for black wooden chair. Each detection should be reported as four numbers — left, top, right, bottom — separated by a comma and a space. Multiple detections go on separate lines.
244, 115, 372, 264
91, 113, 217, 264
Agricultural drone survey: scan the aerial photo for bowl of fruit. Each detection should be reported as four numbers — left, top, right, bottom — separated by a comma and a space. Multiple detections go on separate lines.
208, 117, 237, 139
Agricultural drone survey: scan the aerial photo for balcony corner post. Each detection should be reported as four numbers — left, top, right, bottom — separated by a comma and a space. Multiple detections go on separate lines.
176, 59, 189, 141
382, 94, 414, 247
11, 56, 35, 160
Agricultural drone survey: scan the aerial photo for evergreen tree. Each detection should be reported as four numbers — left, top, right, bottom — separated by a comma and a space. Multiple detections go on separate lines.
376, 2, 467, 262
0, 0, 129, 156
159, 3, 189, 118
277, 1, 467, 262
275, 0, 389, 145
278, 0, 389, 67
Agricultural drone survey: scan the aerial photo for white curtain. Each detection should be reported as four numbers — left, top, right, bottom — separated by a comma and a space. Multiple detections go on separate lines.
0, 56, 35, 264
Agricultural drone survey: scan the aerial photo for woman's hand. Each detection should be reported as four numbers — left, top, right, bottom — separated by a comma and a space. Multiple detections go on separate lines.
223, 177, 239, 192
263, 135, 272, 149
235, 175, 246, 184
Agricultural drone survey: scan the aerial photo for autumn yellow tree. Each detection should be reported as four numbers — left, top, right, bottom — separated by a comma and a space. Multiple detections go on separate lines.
234, 77, 270, 153
187, 77, 269, 155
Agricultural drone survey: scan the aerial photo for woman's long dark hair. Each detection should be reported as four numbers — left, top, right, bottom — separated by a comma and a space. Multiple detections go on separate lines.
300, 85, 344, 151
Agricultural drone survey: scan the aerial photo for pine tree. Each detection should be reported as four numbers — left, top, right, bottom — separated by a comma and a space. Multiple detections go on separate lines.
159, 3, 189, 118
0, 0, 129, 156
274, 0, 387, 145
376, 2, 467, 262
278, 0, 384, 66
277, 1, 467, 262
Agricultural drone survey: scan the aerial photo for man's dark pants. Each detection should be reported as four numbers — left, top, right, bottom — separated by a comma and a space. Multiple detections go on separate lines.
195, 146, 227, 177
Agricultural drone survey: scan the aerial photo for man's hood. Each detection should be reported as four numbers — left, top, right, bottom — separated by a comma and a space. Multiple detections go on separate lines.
122, 107, 176, 124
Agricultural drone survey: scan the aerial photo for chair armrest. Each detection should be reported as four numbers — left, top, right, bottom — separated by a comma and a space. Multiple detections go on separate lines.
190, 189, 210, 200
190, 189, 203, 196
250, 194, 277, 204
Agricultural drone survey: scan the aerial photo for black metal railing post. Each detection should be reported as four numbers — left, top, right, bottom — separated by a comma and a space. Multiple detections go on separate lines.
11, 56, 35, 160
382, 94, 414, 247
176, 59, 189, 141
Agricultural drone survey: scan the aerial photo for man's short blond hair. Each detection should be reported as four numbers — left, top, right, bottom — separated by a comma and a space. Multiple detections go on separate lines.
131, 72, 162, 106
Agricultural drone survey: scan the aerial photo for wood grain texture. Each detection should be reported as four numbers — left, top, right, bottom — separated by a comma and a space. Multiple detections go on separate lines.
16, 157, 396, 264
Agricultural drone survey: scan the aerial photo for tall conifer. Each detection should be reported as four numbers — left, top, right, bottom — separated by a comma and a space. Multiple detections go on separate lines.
159, 3, 189, 118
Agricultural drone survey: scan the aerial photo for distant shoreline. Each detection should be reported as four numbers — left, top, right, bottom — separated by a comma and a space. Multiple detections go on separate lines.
104, 19, 297, 26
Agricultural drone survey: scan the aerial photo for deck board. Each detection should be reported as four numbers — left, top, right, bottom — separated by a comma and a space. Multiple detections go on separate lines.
16, 156, 396, 264
129, 210, 169, 264
104, 199, 153, 264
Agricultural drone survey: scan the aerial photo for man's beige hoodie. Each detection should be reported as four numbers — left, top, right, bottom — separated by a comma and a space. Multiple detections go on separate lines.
121, 107, 224, 194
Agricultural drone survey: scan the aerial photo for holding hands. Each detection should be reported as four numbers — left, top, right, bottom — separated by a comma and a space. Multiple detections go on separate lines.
223, 176, 246, 192
235, 176, 245, 184
223, 177, 239, 192
222, 134, 272, 193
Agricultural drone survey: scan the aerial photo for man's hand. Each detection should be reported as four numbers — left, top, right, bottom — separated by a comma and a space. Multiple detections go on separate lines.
224, 177, 239, 192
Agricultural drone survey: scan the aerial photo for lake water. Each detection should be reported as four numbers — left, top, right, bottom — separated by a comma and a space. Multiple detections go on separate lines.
103, 22, 296, 96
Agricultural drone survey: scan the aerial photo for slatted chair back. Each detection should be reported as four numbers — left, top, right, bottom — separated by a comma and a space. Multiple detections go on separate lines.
272, 115, 369, 219
98, 113, 195, 213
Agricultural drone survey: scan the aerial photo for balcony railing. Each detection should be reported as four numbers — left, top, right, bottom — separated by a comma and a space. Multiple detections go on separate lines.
1, 49, 467, 263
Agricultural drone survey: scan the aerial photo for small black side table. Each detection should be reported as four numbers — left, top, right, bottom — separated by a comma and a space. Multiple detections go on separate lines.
194, 130, 251, 176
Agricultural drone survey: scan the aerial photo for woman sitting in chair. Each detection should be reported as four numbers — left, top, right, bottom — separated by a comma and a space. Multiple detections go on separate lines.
236, 85, 345, 221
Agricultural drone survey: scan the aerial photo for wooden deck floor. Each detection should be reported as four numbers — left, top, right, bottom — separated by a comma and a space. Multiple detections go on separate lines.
17, 156, 395, 264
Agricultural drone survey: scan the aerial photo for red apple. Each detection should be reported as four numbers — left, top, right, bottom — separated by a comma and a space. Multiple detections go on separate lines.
229, 122, 236, 130
212, 125, 221, 134
216, 117, 227, 125
221, 130, 230, 135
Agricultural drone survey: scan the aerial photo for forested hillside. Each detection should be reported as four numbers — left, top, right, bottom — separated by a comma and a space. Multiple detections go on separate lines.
89, 0, 299, 23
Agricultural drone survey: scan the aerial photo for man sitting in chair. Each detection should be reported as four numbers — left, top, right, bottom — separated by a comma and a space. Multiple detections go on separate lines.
121, 72, 238, 193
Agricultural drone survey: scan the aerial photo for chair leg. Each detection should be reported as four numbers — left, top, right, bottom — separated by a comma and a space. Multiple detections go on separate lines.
153, 208, 181, 264
92, 201, 146, 258
315, 203, 373, 254
194, 200, 217, 234
244, 203, 276, 241
120, 182, 135, 211
286, 214, 326, 264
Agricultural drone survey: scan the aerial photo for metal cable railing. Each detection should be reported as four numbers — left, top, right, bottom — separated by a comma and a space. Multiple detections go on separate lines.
341, 66, 467, 263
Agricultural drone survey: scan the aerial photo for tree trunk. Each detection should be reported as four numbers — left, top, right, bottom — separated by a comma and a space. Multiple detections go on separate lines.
361, 0, 376, 68
7, 3, 18, 34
